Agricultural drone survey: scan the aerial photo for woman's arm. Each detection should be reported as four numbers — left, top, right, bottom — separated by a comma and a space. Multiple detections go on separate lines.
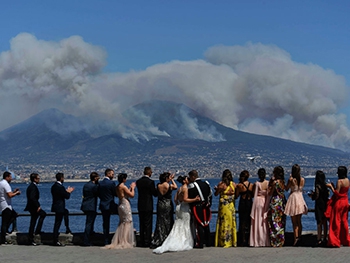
174, 188, 181, 205
169, 174, 178, 190
214, 182, 224, 196
335, 179, 342, 192
124, 182, 136, 198
235, 184, 241, 199
182, 185, 200, 203
285, 176, 292, 191
268, 180, 275, 196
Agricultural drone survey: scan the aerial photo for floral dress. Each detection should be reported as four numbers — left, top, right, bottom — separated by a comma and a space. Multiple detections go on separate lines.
214, 181, 237, 247
267, 180, 286, 247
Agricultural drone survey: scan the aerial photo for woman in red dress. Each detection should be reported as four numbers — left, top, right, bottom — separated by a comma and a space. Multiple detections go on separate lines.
325, 166, 350, 248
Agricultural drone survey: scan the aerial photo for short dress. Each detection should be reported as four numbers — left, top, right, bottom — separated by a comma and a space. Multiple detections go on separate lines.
284, 181, 308, 216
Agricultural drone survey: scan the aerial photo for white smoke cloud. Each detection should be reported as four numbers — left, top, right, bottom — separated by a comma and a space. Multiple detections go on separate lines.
0, 33, 349, 150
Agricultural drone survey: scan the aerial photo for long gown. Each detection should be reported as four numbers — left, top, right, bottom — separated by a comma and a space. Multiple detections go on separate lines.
284, 184, 308, 216
103, 197, 135, 249
325, 186, 350, 247
153, 201, 193, 254
313, 183, 329, 224
249, 181, 270, 247
151, 185, 174, 248
238, 182, 253, 245
214, 181, 237, 248
267, 181, 286, 247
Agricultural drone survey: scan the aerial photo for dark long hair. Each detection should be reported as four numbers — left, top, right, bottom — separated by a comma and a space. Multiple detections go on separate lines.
176, 175, 188, 185
257, 168, 266, 182
159, 172, 171, 183
291, 164, 301, 186
273, 166, 285, 182
117, 173, 127, 184
222, 169, 233, 186
239, 170, 249, 183
315, 170, 326, 189
337, 166, 348, 179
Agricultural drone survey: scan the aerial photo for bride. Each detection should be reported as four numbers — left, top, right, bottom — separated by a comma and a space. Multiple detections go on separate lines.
153, 175, 200, 254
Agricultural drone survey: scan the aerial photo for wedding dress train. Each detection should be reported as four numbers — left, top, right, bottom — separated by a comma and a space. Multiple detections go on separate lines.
153, 202, 193, 254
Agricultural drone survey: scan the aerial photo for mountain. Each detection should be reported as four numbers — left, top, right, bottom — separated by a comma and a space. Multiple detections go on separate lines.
0, 101, 348, 174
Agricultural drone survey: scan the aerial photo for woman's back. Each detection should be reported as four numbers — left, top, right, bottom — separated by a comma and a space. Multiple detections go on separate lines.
238, 181, 253, 199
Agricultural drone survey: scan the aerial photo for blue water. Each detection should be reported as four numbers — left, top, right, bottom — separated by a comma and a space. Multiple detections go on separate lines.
6, 177, 348, 234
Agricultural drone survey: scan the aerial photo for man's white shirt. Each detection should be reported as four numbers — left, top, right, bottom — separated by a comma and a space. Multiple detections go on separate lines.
0, 179, 12, 212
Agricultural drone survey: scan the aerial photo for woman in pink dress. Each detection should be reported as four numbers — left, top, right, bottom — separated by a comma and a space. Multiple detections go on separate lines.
249, 168, 270, 247
284, 164, 308, 246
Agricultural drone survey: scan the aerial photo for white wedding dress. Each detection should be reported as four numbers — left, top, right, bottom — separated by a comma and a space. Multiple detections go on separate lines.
153, 201, 193, 254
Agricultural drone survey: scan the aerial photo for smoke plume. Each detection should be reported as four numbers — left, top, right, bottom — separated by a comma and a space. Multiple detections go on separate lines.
0, 33, 349, 150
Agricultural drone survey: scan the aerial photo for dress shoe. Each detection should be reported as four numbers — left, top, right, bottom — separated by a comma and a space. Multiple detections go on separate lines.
65, 228, 72, 234
81, 243, 91, 247
53, 241, 65, 247
1, 241, 13, 245
31, 241, 40, 246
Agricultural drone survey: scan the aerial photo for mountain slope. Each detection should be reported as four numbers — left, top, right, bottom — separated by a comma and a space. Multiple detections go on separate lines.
0, 102, 348, 171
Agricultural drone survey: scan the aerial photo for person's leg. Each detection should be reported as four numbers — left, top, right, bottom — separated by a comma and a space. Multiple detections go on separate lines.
322, 218, 328, 242
35, 209, 47, 235
196, 223, 205, 248
53, 213, 64, 244
64, 209, 71, 234
28, 211, 39, 243
291, 216, 298, 245
0, 208, 12, 243
83, 211, 95, 245
101, 210, 111, 245
204, 225, 211, 247
138, 212, 145, 247
90, 211, 97, 235
317, 222, 322, 242
144, 211, 153, 247
297, 215, 302, 240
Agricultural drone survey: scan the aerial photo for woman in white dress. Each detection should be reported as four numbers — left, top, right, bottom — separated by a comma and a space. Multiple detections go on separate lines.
153, 175, 200, 254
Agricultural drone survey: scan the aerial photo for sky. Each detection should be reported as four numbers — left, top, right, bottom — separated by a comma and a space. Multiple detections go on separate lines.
0, 0, 350, 150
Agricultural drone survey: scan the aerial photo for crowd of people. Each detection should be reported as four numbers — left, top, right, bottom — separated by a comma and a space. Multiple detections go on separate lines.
0, 164, 350, 250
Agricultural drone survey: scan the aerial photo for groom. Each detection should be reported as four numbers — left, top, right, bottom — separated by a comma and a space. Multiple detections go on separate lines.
187, 170, 212, 248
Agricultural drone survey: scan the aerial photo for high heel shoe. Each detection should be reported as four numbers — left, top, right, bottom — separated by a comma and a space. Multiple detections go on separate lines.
293, 237, 299, 246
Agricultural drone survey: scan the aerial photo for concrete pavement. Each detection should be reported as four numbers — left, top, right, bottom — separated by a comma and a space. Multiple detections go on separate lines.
0, 243, 347, 263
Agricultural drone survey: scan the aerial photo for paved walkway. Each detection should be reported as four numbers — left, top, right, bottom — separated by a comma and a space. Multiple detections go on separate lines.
0, 244, 348, 263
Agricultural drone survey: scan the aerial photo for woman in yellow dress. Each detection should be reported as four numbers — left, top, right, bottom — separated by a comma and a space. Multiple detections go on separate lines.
214, 169, 237, 247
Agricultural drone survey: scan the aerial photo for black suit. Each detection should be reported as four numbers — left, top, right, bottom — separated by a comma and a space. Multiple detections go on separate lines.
24, 182, 46, 242
51, 182, 71, 243
188, 179, 212, 248
98, 177, 116, 245
81, 180, 98, 246
136, 176, 157, 247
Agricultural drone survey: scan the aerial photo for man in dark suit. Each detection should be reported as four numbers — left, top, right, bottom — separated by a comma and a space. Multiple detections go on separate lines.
136, 166, 157, 247
187, 169, 212, 248
80, 172, 100, 246
98, 168, 116, 245
51, 172, 74, 246
24, 173, 46, 246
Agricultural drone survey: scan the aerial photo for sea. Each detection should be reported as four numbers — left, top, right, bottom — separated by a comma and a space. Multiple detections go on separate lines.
7, 176, 350, 234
